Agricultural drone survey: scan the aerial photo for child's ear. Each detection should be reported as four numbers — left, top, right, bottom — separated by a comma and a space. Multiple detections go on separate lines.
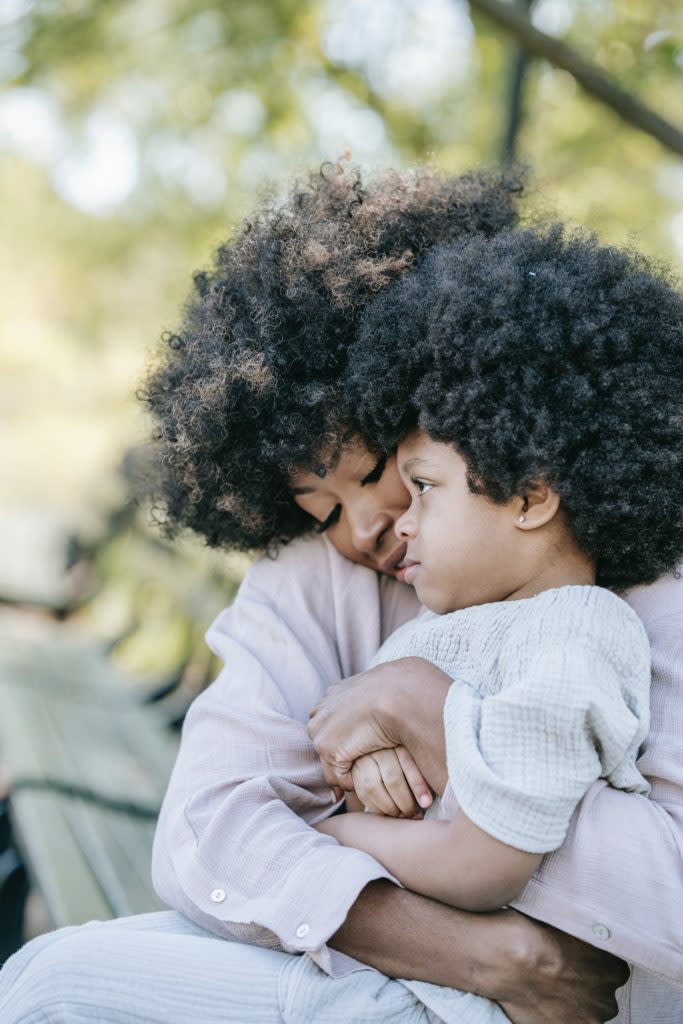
514, 482, 561, 530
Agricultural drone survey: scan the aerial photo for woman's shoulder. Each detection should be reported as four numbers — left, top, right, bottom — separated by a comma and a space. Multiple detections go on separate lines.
623, 565, 683, 630
239, 533, 359, 600
231, 533, 420, 674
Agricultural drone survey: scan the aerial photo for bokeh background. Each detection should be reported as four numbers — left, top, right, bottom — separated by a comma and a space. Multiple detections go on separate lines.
1, 0, 682, 680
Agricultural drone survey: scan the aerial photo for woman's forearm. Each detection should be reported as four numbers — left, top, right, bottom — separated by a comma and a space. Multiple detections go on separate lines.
330, 879, 518, 994
330, 880, 628, 1024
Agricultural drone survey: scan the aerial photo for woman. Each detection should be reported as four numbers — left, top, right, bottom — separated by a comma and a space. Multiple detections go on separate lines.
0, 163, 673, 1023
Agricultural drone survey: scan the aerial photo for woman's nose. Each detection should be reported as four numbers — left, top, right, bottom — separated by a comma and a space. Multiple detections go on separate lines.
349, 508, 393, 555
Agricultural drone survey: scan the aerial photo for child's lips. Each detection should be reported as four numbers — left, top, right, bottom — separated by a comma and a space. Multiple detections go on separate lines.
395, 558, 421, 584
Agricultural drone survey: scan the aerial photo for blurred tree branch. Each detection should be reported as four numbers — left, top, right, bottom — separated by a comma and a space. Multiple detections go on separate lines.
470, 0, 683, 157
501, 0, 534, 165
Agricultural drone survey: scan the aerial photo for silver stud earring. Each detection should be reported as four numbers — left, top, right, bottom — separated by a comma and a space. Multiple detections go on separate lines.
518, 515, 526, 524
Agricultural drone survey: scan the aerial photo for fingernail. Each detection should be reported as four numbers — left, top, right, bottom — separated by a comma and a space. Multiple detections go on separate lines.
419, 794, 432, 807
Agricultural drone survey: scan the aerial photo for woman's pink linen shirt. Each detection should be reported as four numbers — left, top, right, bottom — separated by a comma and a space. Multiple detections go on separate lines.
151, 534, 683, 1022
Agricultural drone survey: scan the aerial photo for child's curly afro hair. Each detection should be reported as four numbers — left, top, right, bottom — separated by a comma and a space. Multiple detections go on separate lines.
140, 161, 524, 551
347, 225, 683, 589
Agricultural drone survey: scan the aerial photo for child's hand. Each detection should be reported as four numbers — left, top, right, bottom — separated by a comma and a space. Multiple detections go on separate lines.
351, 746, 432, 817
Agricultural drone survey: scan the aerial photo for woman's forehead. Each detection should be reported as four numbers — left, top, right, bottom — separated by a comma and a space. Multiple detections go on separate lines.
289, 441, 374, 492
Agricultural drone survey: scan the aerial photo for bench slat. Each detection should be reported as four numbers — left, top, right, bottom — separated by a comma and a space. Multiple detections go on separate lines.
59, 801, 164, 918
10, 791, 113, 925
0, 632, 179, 927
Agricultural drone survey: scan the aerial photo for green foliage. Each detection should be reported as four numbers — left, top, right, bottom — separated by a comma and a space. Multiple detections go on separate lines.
1, 0, 682, 659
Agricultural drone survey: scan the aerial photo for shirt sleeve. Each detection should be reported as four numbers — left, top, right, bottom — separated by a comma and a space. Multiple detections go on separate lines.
151, 534, 414, 974
513, 573, 683, 985
444, 605, 650, 854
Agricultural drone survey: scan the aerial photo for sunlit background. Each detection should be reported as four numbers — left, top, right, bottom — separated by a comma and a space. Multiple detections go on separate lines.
1, 0, 682, 674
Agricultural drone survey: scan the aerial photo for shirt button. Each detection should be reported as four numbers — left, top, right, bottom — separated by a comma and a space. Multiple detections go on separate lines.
295, 923, 310, 939
210, 888, 226, 903
592, 923, 611, 941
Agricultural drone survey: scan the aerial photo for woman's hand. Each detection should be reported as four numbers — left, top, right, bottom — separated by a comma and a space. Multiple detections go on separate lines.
494, 912, 629, 1024
308, 656, 451, 793
309, 663, 401, 791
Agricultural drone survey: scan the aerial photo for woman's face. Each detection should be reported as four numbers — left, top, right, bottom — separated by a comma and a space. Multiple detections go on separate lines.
289, 440, 412, 578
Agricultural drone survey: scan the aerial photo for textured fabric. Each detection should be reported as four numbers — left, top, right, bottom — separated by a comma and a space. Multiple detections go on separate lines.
512, 567, 683, 1018
0, 911, 448, 1023
152, 533, 418, 974
151, 533, 683, 1021
372, 586, 650, 852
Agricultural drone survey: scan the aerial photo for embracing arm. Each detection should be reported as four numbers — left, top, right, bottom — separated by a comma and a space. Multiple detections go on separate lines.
313, 578, 683, 986
152, 539, 629, 1023
330, 881, 628, 1024
151, 535, 408, 955
151, 537, 526, 973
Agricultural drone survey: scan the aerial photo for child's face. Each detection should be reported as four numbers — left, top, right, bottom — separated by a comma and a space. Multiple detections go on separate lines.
394, 430, 533, 614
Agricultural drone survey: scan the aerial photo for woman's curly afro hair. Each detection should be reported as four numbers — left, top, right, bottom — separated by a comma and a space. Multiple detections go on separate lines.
141, 161, 524, 551
347, 225, 683, 590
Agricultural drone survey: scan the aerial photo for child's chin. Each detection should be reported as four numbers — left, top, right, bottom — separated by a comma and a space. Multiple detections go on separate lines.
415, 583, 454, 615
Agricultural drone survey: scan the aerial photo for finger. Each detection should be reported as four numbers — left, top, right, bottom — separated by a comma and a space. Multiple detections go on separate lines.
322, 761, 355, 792
352, 757, 401, 817
395, 746, 433, 809
334, 766, 356, 792
372, 749, 419, 817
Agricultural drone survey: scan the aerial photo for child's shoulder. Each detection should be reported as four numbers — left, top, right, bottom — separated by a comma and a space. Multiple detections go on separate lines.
508, 585, 649, 658
529, 583, 642, 620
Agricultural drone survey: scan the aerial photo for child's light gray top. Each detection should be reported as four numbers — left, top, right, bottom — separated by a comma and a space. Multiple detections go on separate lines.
371, 585, 651, 853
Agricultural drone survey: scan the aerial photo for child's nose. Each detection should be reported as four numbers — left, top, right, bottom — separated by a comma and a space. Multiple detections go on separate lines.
394, 508, 416, 539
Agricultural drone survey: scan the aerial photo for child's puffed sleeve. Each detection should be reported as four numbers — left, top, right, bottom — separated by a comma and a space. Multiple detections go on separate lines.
151, 534, 417, 973
444, 589, 651, 853
511, 570, 683, 986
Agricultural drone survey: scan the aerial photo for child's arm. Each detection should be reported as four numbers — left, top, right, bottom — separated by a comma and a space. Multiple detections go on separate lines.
316, 810, 541, 912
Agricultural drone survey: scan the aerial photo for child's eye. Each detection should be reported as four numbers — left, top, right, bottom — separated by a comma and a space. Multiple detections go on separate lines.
360, 453, 387, 487
316, 504, 342, 533
414, 479, 433, 496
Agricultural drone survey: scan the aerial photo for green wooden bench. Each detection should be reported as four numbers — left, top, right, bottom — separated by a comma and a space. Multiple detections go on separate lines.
0, 616, 180, 957
0, 465, 242, 960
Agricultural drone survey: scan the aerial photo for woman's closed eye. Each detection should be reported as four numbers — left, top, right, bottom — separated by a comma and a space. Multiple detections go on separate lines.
316, 503, 342, 533
360, 453, 387, 486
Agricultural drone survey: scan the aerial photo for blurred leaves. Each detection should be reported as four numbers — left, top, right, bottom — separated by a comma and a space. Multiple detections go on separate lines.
2, 0, 681, 498
0, 0, 682, 668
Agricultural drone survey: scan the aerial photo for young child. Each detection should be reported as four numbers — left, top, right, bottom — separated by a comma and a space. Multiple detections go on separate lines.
315, 224, 683, 918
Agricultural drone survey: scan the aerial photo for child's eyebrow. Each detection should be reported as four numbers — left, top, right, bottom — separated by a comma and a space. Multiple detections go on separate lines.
401, 456, 436, 475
